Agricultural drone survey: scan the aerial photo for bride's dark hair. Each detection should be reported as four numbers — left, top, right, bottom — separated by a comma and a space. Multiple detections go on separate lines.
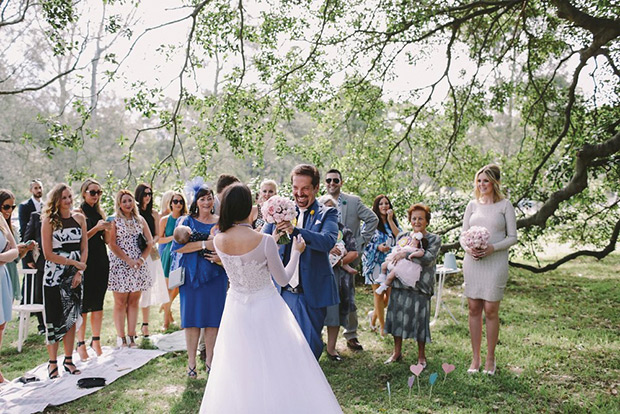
218, 183, 253, 232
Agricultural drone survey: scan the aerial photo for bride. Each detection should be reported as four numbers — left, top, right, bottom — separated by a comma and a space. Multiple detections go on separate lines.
200, 183, 342, 413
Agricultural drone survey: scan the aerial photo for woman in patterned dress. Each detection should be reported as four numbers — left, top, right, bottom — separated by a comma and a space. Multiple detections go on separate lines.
384, 203, 440, 365
108, 190, 153, 348
362, 195, 400, 336
41, 184, 89, 378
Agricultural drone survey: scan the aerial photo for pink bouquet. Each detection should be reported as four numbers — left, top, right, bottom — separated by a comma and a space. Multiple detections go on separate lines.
461, 226, 491, 251
261, 196, 297, 244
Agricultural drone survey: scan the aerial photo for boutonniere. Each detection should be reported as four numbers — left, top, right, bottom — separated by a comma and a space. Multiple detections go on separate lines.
310, 209, 315, 216
342, 200, 347, 205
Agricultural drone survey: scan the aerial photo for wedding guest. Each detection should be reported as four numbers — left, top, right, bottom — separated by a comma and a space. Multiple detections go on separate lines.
252, 179, 278, 231
0, 189, 34, 301
384, 204, 440, 365
0, 215, 19, 384
159, 190, 174, 218
362, 195, 400, 336
213, 174, 239, 215
107, 190, 153, 348
75, 179, 110, 360
461, 164, 517, 375
22, 210, 45, 334
136, 184, 169, 338
158, 191, 187, 330
18, 179, 43, 244
171, 184, 227, 376
318, 195, 358, 361
41, 184, 88, 378
325, 168, 378, 351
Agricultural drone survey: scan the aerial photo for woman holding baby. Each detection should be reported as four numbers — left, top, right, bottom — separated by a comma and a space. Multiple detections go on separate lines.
383, 203, 441, 366
171, 185, 227, 378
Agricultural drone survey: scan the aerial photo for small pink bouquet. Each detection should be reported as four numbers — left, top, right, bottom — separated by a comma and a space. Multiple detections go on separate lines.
461, 226, 491, 251
261, 196, 297, 244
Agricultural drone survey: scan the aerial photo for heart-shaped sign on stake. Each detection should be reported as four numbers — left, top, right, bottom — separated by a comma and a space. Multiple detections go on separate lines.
407, 376, 415, 399
409, 364, 424, 395
442, 362, 455, 384
429, 372, 439, 398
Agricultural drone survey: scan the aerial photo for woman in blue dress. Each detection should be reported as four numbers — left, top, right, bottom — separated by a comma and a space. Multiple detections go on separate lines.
158, 191, 187, 330
362, 195, 400, 336
0, 215, 20, 384
171, 185, 227, 378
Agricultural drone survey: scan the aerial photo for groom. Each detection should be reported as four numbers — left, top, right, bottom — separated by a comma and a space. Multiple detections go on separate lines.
263, 164, 339, 360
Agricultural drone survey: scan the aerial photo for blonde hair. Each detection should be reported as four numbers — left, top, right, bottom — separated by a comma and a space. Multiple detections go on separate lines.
80, 178, 106, 219
160, 190, 174, 216
260, 179, 278, 192
115, 189, 139, 220
474, 164, 504, 203
0, 215, 8, 236
317, 194, 337, 208
43, 183, 72, 231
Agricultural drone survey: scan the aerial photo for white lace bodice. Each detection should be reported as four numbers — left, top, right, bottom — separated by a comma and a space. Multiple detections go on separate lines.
214, 234, 299, 295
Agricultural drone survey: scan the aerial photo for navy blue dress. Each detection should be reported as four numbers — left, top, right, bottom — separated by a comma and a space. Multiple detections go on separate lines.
171, 216, 227, 328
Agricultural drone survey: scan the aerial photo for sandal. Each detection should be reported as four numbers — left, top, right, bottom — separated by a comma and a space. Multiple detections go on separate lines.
128, 336, 138, 348
187, 366, 198, 379
90, 336, 102, 356
141, 323, 150, 338
48, 360, 59, 379
117, 336, 128, 348
63, 356, 81, 375
77, 340, 89, 361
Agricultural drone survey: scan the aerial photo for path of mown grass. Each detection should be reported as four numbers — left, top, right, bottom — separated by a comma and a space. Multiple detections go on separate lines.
2, 254, 618, 413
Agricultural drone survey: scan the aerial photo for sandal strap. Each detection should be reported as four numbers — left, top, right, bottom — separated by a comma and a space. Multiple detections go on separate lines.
187, 366, 197, 377
77, 341, 86, 347
141, 323, 148, 326
91, 336, 100, 341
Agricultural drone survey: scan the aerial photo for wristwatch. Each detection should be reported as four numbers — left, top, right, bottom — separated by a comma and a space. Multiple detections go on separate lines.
202, 240, 206, 250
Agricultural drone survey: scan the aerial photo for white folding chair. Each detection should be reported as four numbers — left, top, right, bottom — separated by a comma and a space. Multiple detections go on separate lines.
11, 269, 46, 352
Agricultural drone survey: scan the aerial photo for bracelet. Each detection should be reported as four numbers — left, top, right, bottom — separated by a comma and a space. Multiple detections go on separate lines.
201, 240, 206, 250
139, 257, 146, 264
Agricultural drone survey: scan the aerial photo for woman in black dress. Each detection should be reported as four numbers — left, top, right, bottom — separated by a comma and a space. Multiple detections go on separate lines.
75, 179, 110, 360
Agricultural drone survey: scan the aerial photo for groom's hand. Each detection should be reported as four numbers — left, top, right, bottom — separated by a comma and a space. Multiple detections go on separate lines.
276, 220, 294, 235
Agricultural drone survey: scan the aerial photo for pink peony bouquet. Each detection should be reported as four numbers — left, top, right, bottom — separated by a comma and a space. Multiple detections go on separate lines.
261, 196, 297, 244
461, 226, 491, 251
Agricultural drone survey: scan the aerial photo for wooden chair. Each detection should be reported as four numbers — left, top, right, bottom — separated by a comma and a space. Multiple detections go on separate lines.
11, 269, 45, 352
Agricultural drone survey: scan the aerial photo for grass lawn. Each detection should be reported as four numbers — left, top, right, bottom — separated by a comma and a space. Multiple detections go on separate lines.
2, 254, 619, 413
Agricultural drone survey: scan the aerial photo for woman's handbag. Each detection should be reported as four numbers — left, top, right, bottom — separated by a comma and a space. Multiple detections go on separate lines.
169, 266, 185, 289
137, 233, 148, 252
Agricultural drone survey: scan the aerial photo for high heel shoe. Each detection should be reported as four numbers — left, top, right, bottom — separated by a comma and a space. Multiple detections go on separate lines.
140, 323, 150, 338
482, 362, 496, 375
383, 354, 402, 364
187, 365, 197, 379
48, 360, 59, 379
90, 336, 102, 356
63, 356, 81, 375
76, 340, 89, 362
117, 336, 128, 348
128, 335, 138, 348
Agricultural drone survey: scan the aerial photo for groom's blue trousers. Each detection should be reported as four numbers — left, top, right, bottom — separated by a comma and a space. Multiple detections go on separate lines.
281, 290, 326, 360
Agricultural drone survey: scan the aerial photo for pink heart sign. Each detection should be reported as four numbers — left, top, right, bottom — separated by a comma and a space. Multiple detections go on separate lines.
410, 364, 424, 377
442, 363, 456, 374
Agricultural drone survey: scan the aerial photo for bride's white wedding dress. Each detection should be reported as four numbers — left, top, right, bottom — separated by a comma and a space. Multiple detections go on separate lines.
200, 234, 342, 413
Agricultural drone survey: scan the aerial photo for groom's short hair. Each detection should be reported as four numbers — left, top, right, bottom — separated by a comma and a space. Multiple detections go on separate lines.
291, 164, 320, 187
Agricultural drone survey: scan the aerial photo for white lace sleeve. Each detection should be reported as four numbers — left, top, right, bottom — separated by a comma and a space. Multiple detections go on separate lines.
264, 235, 300, 287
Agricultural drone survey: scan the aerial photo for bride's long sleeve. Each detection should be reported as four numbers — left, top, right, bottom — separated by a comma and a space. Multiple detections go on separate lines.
265, 235, 300, 287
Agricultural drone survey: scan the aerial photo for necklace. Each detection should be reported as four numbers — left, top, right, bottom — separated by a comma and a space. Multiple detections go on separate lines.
232, 223, 253, 228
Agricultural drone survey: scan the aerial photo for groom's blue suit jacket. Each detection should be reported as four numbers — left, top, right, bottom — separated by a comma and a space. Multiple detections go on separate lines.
263, 199, 339, 309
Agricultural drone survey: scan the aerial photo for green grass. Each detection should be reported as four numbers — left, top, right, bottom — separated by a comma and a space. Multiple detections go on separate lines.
2, 254, 619, 413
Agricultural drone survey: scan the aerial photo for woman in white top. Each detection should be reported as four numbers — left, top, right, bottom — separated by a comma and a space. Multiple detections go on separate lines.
460, 164, 517, 375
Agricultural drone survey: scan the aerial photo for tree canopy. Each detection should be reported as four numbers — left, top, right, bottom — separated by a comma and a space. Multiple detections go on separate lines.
1, 0, 618, 271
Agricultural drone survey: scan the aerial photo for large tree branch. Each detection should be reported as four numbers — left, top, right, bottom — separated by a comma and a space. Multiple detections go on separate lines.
510, 216, 620, 273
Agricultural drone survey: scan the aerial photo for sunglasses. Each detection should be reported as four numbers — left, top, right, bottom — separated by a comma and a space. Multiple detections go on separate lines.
325, 178, 340, 184
1, 204, 16, 211
88, 190, 103, 196
144, 191, 153, 196
171, 199, 184, 205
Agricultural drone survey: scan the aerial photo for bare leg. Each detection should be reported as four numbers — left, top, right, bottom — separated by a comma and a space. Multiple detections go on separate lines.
484, 300, 501, 371
0, 323, 5, 382
372, 285, 386, 335
203, 327, 218, 369
141, 306, 150, 336
392, 336, 403, 359
127, 292, 142, 338
62, 324, 80, 374
326, 326, 340, 356
76, 313, 89, 361
113, 292, 129, 340
468, 298, 483, 370
185, 327, 200, 372
46, 342, 60, 377
90, 310, 103, 355
417, 341, 426, 365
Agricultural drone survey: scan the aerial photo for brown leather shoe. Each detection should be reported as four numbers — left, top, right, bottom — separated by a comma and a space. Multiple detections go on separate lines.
346, 338, 363, 351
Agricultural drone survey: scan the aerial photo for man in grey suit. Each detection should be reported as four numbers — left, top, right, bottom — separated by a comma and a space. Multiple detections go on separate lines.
325, 168, 378, 350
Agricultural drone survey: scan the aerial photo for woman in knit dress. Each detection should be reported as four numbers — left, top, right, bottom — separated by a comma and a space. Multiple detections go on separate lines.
384, 204, 441, 366
75, 179, 110, 360
461, 164, 517, 375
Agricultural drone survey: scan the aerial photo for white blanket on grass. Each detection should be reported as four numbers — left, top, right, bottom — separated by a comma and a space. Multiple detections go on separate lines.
0, 346, 165, 414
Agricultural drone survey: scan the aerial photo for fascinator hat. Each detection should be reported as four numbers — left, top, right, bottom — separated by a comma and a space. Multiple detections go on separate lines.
185, 177, 209, 203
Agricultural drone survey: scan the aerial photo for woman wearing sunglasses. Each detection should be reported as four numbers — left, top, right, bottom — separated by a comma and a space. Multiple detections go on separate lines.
75, 179, 111, 360
158, 191, 187, 330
